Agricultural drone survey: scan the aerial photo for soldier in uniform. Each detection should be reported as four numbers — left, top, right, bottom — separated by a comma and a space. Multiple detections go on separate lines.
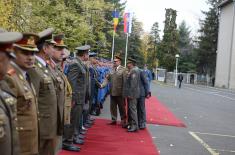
0, 29, 22, 155
123, 58, 140, 132
100, 55, 127, 127
67, 45, 90, 145
47, 34, 80, 152
27, 28, 58, 155
4, 33, 39, 155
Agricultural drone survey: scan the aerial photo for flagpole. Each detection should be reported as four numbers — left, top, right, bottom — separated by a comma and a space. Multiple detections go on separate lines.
111, 30, 115, 61
124, 33, 129, 67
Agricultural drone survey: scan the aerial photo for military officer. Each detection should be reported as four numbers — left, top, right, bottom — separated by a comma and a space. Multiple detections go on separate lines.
67, 45, 90, 145
0, 29, 22, 155
100, 55, 127, 127
4, 33, 39, 155
27, 28, 58, 155
123, 58, 140, 132
137, 68, 151, 129
48, 34, 80, 152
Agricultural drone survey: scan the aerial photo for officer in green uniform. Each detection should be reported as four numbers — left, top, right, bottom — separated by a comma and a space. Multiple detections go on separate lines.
4, 33, 40, 155
27, 28, 58, 155
0, 29, 22, 155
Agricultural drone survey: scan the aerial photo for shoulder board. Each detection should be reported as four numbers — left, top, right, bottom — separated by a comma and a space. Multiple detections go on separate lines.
7, 68, 16, 76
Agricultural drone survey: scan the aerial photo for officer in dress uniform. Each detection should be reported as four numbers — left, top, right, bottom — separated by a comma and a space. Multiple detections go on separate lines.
100, 55, 127, 127
4, 33, 40, 155
123, 58, 141, 132
48, 34, 80, 152
27, 28, 58, 155
0, 29, 22, 155
67, 45, 90, 145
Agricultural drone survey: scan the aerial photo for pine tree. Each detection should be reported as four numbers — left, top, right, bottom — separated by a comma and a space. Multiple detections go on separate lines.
158, 8, 179, 71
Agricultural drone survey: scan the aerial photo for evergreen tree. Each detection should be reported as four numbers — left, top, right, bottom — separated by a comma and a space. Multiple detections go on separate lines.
195, 0, 222, 76
158, 8, 179, 71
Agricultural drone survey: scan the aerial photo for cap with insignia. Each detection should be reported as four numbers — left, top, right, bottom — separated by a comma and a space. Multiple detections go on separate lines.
75, 45, 91, 52
53, 34, 67, 48
114, 54, 122, 60
37, 28, 56, 48
89, 52, 97, 57
13, 33, 39, 52
127, 57, 137, 64
0, 28, 23, 58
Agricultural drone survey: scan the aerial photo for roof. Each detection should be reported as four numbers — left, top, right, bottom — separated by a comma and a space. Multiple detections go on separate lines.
218, 0, 233, 8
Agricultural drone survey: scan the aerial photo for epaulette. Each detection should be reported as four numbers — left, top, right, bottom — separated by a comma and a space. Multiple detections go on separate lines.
7, 68, 16, 76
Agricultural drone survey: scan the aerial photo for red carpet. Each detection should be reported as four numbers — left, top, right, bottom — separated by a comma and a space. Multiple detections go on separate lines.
146, 96, 186, 127
59, 119, 159, 155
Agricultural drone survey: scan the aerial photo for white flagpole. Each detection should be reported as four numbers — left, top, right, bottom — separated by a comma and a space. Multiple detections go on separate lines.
124, 33, 129, 67
111, 30, 115, 61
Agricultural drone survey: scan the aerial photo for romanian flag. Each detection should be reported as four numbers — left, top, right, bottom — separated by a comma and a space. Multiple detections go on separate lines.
124, 12, 132, 34
112, 11, 119, 32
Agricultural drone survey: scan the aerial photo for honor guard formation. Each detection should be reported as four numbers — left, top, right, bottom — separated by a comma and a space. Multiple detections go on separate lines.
0, 28, 152, 155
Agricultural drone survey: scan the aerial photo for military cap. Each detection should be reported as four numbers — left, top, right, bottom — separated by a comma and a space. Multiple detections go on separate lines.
14, 33, 39, 52
75, 45, 91, 51
114, 55, 122, 60
0, 28, 23, 57
53, 34, 67, 48
89, 52, 97, 57
38, 28, 56, 45
127, 57, 137, 64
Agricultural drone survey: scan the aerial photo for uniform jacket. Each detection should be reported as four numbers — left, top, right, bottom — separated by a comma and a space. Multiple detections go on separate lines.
102, 65, 126, 97
47, 59, 65, 136
139, 69, 150, 97
123, 67, 141, 99
4, 62, 39, 155
67, 57, 86, 105
0, 80, 19, 155
28, 58, 57, 139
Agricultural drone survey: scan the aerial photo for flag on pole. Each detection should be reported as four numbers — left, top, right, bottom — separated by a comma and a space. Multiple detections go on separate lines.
124, 12, 132, 34
112, 10, 119, 32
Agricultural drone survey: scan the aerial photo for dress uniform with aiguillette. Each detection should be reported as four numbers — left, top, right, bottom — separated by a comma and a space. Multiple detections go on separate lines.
0, 29, 22, 155
4, 33, 40, 155
27, 28, 58, 155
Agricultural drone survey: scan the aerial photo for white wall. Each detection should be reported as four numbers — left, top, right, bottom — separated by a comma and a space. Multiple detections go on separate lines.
215, 2, 234, 88
229, 10, 235, 89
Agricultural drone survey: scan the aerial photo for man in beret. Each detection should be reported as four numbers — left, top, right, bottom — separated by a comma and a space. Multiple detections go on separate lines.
67, 45, 90, 145
123, 57, 141, 132
100, 55, 127, 127
4, 33, 40, 155
27, 28, 58, 155
0, 29, 22, 155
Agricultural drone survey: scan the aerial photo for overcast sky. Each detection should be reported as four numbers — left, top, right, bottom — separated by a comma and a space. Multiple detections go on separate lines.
122, 0, 210, 36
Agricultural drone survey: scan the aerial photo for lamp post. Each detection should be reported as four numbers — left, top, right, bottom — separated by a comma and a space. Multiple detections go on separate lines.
175, 54, 180, 87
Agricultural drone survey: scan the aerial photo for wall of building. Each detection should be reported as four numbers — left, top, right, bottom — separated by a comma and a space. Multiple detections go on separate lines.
229, 11, 235, 89
215, 2, 234, 88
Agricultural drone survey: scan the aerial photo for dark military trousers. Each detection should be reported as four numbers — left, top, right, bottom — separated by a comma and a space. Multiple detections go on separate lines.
110, 96, 126, 122
71, 104, 83, 136
39, 139, 56, 155
127, 98, 138, 129
137, 97, 146, 128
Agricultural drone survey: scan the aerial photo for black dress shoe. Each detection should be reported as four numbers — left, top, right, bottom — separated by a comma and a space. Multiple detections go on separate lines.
86, 120, 94, 125
127, 127, 138, 132
89, 117, 95, 121
107, 121, 117, 125
84, 123, 92, 128
78, 134, 86, 139
80, 130, 87, 135
139, 124, 146, 130
73, 138, 85, 145
62, 143, 80, 152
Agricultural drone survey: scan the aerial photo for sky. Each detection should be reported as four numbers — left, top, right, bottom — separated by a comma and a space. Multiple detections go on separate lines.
122, 0, 210, 36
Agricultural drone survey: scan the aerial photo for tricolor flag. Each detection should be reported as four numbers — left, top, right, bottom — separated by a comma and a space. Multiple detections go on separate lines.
124, 12, 132, 34
112, 10, 119, 32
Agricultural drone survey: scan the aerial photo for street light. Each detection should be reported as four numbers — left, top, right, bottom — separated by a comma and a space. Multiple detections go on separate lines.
175, 54, 180, 87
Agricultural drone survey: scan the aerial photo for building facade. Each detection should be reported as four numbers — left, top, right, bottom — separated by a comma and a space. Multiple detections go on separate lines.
215, 0, 235, 89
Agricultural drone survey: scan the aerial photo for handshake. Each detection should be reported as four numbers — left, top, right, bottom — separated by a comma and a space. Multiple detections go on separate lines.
145, 92, 151, 99
95, 80, 102, 88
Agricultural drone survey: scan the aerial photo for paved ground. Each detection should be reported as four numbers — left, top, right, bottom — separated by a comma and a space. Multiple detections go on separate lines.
98, 82, 235, 155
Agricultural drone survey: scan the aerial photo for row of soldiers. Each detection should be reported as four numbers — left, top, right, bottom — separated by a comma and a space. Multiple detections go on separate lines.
0, 27, 105, 155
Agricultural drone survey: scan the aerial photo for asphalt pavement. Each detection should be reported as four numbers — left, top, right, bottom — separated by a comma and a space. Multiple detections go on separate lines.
98, 81, 235, 155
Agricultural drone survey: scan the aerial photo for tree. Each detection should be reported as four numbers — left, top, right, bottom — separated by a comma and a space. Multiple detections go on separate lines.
178, 21, 196, 72
195, 0, 222, 76
158, 8, 179, 71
